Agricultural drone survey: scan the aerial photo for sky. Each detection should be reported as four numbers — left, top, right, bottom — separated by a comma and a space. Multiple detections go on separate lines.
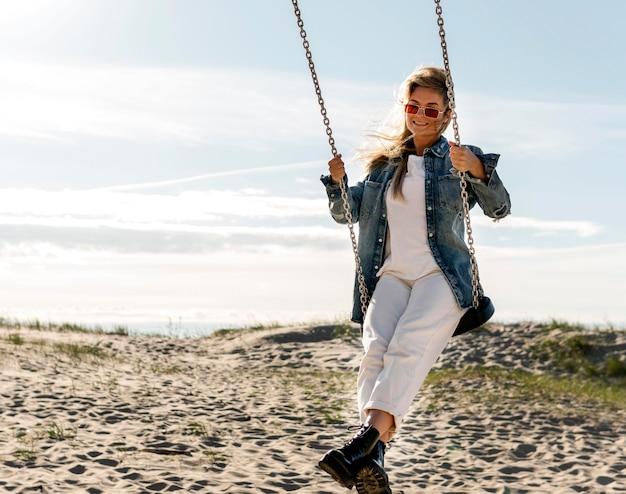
1, 0, 625, 335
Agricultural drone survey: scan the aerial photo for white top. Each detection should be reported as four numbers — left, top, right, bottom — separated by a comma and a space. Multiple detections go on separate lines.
377, 154, 440, 281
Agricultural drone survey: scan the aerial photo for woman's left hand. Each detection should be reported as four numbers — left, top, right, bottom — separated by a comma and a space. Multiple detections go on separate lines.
449, 142, 487, 180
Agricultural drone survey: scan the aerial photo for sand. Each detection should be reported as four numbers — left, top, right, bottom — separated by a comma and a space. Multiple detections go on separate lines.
1, 322, 625, 493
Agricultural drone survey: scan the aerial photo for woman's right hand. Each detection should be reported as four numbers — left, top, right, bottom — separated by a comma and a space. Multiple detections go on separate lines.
328, 154, 346, 184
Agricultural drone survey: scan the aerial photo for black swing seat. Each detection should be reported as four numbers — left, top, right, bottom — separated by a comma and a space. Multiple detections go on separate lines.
453, 296, 495, 337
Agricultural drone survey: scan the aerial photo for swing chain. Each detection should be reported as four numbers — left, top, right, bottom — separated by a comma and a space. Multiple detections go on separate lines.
435, 0, 481, 308
291, 0, 369, 318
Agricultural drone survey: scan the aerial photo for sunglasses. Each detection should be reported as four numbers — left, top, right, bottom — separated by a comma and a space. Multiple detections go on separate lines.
404, 103, 444, 119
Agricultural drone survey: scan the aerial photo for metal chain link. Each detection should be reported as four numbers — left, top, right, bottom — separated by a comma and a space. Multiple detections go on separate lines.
435, 0, 481, 308
291, 0, 369, 318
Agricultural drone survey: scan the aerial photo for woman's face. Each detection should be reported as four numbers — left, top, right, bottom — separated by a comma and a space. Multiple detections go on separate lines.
405, 86, 448, 145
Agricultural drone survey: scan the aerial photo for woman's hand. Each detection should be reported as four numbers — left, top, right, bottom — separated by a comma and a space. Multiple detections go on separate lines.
328, 154, 346, 184
449, 142, 487, 180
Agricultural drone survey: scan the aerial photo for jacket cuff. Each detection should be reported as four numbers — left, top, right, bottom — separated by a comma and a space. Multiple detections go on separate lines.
320, 174, 347, 189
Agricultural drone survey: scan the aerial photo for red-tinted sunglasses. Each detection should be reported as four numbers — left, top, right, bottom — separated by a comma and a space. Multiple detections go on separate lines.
404, 103, 444, 119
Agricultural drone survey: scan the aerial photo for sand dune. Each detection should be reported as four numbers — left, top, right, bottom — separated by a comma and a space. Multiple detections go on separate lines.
1, 322, 625, 493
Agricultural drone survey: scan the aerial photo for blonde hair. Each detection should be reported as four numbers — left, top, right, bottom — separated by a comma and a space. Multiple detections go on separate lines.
358, 66, 451, 198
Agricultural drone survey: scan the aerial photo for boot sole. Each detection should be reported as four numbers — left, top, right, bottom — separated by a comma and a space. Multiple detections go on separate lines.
318, 450, 355, 489
355, 463, 391, 494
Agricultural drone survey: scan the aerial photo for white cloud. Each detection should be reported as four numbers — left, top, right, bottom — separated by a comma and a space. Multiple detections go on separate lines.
0, 60, 374, 148
5, 59, 623, 160
473, 215, 603, 238
0, 178, 604, 258
478, 243, 626, 326
0, 187, 328, 223
99, 160, 326, 192
2, 240, 624, 331
0, 1, 58, 24
0, 184, 347, 254
452, 92, 626, 158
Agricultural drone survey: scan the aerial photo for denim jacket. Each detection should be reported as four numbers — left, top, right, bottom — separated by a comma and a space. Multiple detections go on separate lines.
321, 136, 511, 324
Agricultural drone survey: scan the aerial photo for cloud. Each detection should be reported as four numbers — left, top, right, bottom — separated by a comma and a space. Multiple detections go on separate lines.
3, 238, 624, 330
6, 59, 624, 160
451, 92, 626, 159
472, 215, 603, 238
0, 184, 347, 254
0, 60, 377, 149
0, 173, 604, 257
477, 242, 626, 325
98, 160, 326, 192
0, 186, 328, 222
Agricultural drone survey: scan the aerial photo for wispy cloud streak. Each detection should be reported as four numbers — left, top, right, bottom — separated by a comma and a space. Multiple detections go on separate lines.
2, 60, 624, 159
473, 215, 603, 238
97, 161, 326, 192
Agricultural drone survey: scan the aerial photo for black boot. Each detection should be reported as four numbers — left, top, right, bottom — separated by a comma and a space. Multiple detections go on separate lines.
318, 424, 381, 489
355, 440, 392, 494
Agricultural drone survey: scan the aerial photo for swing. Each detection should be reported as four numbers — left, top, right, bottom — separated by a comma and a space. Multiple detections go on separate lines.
291, 0, 494, 336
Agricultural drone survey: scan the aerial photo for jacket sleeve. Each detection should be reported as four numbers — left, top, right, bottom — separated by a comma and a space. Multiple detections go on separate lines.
320, 174, 365, 224
458, 146, 511, 220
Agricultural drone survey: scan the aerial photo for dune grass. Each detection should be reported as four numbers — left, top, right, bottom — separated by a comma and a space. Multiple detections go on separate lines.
3, 316, 624, 411
0, 316, 129, 336
425, 320, 626, 411
425, 365, 626, 411
2, 331, 109, 361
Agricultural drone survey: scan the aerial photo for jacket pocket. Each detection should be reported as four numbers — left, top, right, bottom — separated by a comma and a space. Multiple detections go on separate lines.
437, 174, 463, 214
361, 180, 383, 218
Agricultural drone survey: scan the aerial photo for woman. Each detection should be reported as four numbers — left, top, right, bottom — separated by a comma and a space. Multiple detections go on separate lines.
317, 66, 511, 493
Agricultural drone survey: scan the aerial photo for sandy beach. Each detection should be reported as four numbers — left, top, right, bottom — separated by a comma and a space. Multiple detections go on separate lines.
1, 321, 625, 493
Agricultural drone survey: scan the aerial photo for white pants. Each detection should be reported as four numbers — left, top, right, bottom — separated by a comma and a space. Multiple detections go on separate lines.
357, 271, 466, 431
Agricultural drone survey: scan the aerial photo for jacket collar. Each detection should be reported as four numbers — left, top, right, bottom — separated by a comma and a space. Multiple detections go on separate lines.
383, 162, 398, 175
382, 135, 448, 171
425, 135, 449, 158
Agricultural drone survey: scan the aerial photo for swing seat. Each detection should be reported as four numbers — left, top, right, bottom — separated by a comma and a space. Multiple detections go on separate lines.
453, 296, 494, 337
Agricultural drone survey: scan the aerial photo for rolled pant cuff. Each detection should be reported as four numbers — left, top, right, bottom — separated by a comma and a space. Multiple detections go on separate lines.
363, 400, 403, 430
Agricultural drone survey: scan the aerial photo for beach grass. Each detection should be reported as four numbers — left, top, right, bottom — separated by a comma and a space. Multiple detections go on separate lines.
425, 365, 626, 411
2, 316, 624, 409
2, 317, 625, 491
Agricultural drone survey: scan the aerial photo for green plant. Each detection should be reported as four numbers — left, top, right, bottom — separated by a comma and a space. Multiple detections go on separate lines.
26, 319, 42, 330
53, 342, 107, 359
604, 355, 626, 377
45, 421, 76, 441
332, 322, 358, 340
203, 449, 228, 464
13, 428, 38, 462
184, 421, 209, 437
542, 319, 587, 332
112, 325, 129, 336
14, 448, 37, 462
150, 363, 181, 374
58, 322, 90, 333
424, 365, 626, 409
530, 331, 626, 380
7, 333, 24, 345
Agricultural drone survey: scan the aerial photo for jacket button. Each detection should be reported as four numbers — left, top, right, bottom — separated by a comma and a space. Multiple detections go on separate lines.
427, 206, 432, 211
374, 265, 379, 270
378, 238, 383, 243
428, 232, 434, 238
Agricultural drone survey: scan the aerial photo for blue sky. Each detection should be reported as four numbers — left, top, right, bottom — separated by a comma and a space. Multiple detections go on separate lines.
1, 0, 625, 333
